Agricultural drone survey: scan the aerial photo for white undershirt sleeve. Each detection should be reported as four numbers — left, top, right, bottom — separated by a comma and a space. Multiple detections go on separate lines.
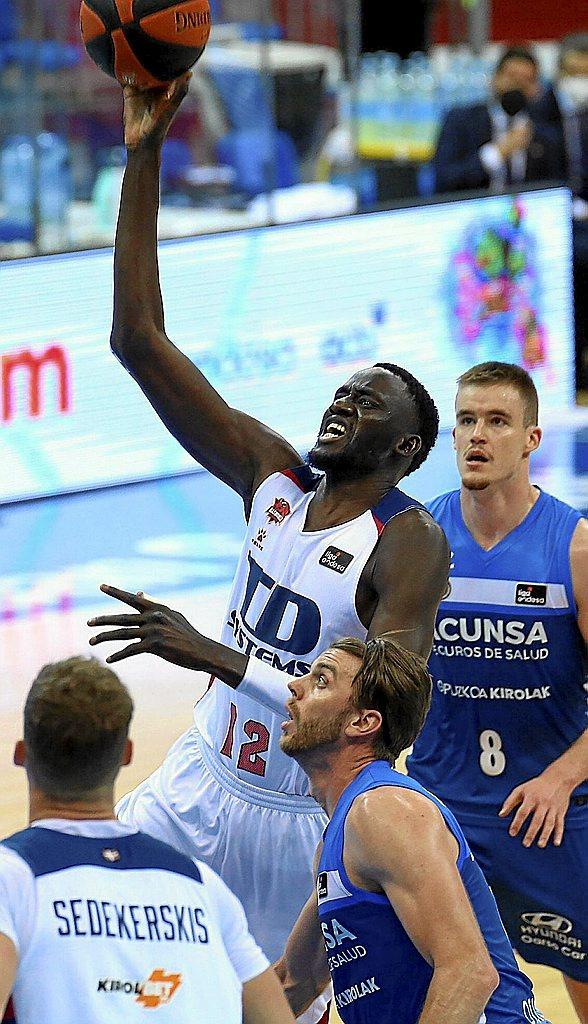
0, 848, 36, 958
198, 862, 269, 984
238, 659, 293, 716
479, 142, 504, 175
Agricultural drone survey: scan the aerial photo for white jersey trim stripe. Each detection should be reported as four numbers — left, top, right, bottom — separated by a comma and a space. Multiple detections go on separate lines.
444, 577, 569, 610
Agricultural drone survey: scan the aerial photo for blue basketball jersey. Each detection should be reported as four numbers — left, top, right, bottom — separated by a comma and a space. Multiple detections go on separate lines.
317, 761, 546, 1024
408, 489, 587, 822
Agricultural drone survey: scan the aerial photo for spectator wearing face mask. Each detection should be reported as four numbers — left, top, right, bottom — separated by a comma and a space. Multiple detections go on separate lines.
433, 46, 568, 195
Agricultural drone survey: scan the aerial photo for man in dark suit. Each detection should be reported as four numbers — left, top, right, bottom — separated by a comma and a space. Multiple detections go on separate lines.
433, 47, 567, 195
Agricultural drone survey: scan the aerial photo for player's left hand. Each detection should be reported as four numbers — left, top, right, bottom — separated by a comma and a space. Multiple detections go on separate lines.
498, 767, 573, 847
87, 583, 207, 668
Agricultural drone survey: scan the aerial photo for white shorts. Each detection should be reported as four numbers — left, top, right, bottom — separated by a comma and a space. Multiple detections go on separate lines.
116, 725, 328, 963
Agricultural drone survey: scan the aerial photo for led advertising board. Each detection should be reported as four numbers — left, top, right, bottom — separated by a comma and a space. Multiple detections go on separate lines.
0, 187, 573, 503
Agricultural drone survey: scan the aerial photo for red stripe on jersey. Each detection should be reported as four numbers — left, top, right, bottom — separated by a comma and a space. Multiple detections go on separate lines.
372, 512, 385, 535
281, 468, 307, 491
3, 996, 16, 1023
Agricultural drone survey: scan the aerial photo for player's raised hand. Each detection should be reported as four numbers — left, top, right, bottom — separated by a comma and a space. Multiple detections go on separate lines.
498, 767, 574, 848
88, 583, 207, 668
123, 72, 191, 151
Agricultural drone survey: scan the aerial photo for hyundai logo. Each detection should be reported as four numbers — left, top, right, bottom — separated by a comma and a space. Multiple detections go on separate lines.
521, 912, 573, 933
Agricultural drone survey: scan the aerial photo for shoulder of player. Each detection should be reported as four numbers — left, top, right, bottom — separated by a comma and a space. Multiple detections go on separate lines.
373, 507, 449, 581
346, 785, 445, 864
570, 517, 588, 560
378, 506, 447, 551
570, 518, 588, 597
0, 843, 35, 889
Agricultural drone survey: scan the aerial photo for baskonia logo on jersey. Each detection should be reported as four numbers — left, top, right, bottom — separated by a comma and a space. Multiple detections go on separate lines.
266, 498, 291, 525
98, 969, 183, 1008
515, 583, 547, 606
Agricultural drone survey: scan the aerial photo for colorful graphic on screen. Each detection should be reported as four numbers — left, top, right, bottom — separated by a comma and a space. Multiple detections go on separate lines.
449, 198, 549, 370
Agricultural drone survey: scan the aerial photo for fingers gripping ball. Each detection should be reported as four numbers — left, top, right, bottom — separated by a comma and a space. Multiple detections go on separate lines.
80, 0, 211, 89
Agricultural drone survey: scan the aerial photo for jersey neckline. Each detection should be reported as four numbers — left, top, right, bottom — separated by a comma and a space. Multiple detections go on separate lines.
455, 486, 545, 560
31, 818, 139, 837
298, 490, 373, 538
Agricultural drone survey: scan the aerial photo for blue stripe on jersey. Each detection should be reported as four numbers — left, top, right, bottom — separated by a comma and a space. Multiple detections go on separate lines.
409, 489, 587, 820
2, 828, 203, 883
371, 486, 425, 530
318, 761, 542, 1024
283, 463, 425, 526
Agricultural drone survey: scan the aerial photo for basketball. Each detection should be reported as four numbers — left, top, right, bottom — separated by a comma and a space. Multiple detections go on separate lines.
80, 0, 211, 90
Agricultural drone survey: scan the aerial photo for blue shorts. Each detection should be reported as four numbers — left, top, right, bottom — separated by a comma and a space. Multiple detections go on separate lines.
461, 814, 588, 983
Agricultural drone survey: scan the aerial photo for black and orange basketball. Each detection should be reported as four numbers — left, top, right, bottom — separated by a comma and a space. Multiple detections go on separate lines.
80, 0, 211, 90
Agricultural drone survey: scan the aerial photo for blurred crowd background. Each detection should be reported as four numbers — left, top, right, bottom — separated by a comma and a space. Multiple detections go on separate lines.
0, 0, 586, 387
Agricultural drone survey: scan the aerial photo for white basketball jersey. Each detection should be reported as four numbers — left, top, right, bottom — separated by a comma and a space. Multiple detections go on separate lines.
0, 820, 268, 1024
193, 466, 424, 796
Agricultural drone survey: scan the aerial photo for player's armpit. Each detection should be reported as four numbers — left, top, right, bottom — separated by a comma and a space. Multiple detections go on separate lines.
0, 934, 18, 1016
275, 889, 330, 1018
367, 509, 450, 657
344, 790, 498, 1023
242, 966, 297, 1024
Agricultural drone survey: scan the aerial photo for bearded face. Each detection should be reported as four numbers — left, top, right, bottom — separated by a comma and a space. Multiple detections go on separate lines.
280, 702, 349, 756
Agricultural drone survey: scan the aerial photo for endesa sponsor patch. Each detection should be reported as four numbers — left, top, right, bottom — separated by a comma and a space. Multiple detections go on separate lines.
319, 547, 354, 574
516, 583, 547, 606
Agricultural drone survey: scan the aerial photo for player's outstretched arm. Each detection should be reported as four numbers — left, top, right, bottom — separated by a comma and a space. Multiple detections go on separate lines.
242, 967, 297, 1024
274, 889, 330, 1017
345, 790, 499, 1024
0, 934, 17, 1015
111, 76, 298, 501
367, 509, 450, 657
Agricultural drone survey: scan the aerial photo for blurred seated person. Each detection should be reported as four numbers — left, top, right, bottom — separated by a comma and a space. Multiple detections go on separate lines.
433, 47, 567, 194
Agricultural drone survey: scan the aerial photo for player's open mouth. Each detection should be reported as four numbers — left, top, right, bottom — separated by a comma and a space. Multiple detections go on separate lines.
282, 705, 296, 730
466, 451, 489, 464
319, 419, 349, 443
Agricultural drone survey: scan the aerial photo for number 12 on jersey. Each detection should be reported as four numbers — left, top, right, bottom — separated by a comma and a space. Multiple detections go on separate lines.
479, 730, 506, 776
220, 702, 270, 777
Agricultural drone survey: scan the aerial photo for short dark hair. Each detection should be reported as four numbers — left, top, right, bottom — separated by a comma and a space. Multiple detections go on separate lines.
457, 361, 539, 426
24, 657, 133, 801
330, 637, 432, 762
494, 46, 539, 76
374, 363, 439, 474
558, 33, 588, 70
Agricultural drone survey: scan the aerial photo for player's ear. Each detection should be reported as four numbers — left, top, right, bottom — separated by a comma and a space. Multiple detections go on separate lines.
346, 708, 382, 742
121, 738, 133, 767
523, 425, 542, 458
13, 739, 26, 768
452, 426, 456, 449
395, 435, 421, 458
